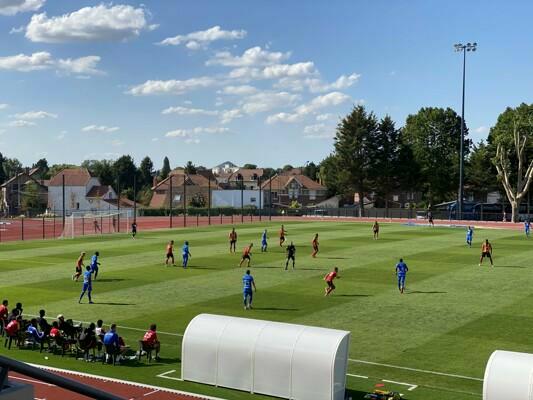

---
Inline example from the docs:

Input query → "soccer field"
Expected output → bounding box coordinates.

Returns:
[0,220,530,399]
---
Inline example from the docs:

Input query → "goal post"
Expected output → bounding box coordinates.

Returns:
[60,210,132,239]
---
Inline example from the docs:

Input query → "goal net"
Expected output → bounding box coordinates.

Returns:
[61,210,133,239]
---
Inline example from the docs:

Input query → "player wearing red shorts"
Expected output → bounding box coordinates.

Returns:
[72,251,85,281]
[324,267,340,296]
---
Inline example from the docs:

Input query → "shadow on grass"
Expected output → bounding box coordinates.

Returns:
[338,294,372,297]
[252,307,299,311]
[190,266,219,270]
[407,291,447,294]
[325,257,349,260]
[93,302,136,306]
[494,265,526,268]
[121,357,181,368]
[95,278,128,282]
[345,388,375,399]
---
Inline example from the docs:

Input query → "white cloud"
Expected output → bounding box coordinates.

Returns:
[0,51,103,75]
[0,129,5,135]
[8,119,36,127]
[221,85,258,96]
[165,126,228,138]
[9,25,25,34]
[240,91,300,114]
[220,109,242,124]
[229,62,316,81]
[158,25,246,49]
[303,123,335,139]
[56,130,66,140]
[275,73,360,93]
[13,110,57,119]
[110,139,124,146]
[25,4,150,43]
[207,46,289,67]
[0,103,8,110]
[185,138,201,144]
[475,126,489,134]
[266,91,351,124]
[161,106,218,116]
[0,0,44,16]
[82,125,119,133]
[128,77,216,95]
[151,137,159,142]
[316,113,333,121]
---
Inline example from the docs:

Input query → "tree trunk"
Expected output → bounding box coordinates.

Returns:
[511,200,518,222]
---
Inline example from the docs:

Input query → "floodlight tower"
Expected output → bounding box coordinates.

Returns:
[454,42,477,220]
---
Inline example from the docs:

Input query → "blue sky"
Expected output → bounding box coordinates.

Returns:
[1,0,532,169]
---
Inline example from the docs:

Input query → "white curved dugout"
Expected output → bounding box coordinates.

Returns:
[483,350,533,400]
[181,314,351,400]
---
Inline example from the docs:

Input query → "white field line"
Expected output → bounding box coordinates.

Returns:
[156,369,183,382]
[346,373,368,379]
[28,363,224,400]
[11,376,55,387]
[349,359,483,382]
[382,379,418,391]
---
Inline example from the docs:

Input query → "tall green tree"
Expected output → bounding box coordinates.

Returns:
[402,107,469,204]
[242,163,257,169]
[48,164,77,178]
[465,141,497,200]
[371,116,400,207]
[2,158,22,179]
[318,154,341,197]
[0,152,6,184]
[160,157,171,179]
[138,156,154,188]
[112,155,137,193]
[32,158,50,179]
[81,160,114,186]
[184,161,197,174]
[333,105,379,216]
[489,103,533,221]
[302,162,318,181]
[21,181,46,214]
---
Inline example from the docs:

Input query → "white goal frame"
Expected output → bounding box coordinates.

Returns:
[61,210,132,239]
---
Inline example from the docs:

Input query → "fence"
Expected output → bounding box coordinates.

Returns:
[0,207,524,244]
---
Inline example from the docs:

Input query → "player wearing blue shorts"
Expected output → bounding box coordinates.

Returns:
[242,270,256,310]
[261,230,268,252]
[182,241,191,268]
[78,266,94,304]
[466,226,473,247]
[90,251,100,280]
[525,220,530,238]
[395,258,408,294]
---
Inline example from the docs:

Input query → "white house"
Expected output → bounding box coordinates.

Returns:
[47,168,122,214]
[211,161,239,176]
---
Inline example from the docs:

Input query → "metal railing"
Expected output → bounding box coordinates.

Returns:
[0,355,123,400]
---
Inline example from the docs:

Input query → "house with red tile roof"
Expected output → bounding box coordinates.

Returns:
[220,168,264,190]
[261,170,328,207]
[150,169,221,208]
[0,168,48,216]
[47,168,127,214]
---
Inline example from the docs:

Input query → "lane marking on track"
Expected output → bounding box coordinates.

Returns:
[157,369,183,382]
[11,376,55,387]
[27,363,223,400]
[144,389,160,396]
[349,359,483,382]
[382,379,418,391]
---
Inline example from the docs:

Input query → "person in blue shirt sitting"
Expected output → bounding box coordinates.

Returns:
[26,318,44,344]
[182,241,191,269]
[103,323,121,363]
[395,258,409,294]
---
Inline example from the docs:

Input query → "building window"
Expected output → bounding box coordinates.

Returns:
[251,197,256,203]
[272,192,278,199]
[76,202,80,210]
[309,190,316,200]
[393,195,399,202]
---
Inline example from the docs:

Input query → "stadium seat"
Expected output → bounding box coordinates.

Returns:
[137,340,153,363]
[102,344,118,365]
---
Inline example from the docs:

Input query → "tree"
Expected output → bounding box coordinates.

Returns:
[465,141,497,200]
[2,158,22,179]
[242,163,257,169]
[138,156,154,188]
[333,105,379,216]
[490,103,533,221]
[282,164,294,171]
[112,155,137,194]
[318,154,341,197]
[81,160,114,186]
[32,158,49,179]
[0,152,6,185]
[402,107,469,205]
[21,181,46,214]
[48,164,77,178]
[184,161,197,174]
[160,157,171,179]
[302,162,318,181]
[371,116,400,207]
[262,168,276,179]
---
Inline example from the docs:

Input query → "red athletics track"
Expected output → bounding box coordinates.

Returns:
[0,215,523,243]
[10,367,222,400]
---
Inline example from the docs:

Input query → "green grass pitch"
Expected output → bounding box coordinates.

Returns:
[0,220,530,399]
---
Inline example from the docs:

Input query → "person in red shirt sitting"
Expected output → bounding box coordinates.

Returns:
[142,323,161,360]
[0,299,8,334]
[5,315,22,347]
